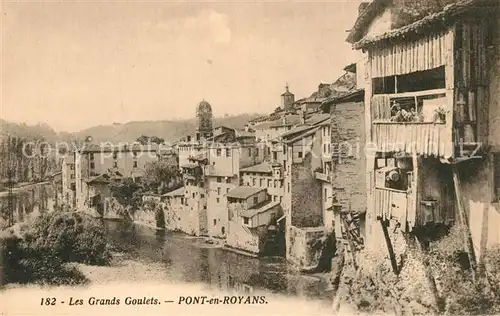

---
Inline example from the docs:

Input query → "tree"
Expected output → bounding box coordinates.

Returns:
[109,178,142,210]
[143,160,181,194]
[136,135,165,145]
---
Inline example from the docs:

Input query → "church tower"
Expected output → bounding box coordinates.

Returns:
[196,100,213,141]
[281,83,295,110]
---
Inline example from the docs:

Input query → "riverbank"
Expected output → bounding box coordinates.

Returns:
[0,181,51,197]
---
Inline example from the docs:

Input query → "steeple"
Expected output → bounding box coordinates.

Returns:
[281,82,295,110]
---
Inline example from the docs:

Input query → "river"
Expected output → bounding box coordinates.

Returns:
[102,220,334,305]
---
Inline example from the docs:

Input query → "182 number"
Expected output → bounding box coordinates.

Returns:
[40,298,56,306]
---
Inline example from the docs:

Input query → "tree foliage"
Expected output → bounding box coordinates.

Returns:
[143,160,181,194]
[109,178,143,210]
[136,135,165,145]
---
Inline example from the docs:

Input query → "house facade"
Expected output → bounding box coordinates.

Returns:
[348,0,500,268]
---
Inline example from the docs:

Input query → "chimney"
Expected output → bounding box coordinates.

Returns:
[358,2,370,15]
[301,110,306,125]
[244,124,249,132]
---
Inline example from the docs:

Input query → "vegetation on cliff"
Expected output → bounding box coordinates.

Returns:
[334,225,500,315]
[1,211,110,286]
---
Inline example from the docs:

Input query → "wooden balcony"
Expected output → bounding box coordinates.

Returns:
[372,122,453,158]
[315,171,331,182]
[374,187,413,225]
[370,89,454,158]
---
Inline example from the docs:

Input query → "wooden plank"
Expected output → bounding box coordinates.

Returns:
[380,218,399,274]
[452,165,477,280]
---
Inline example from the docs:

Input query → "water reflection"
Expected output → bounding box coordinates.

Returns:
[103,220,333,302]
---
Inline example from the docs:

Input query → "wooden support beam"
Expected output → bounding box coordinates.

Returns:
[342,216,358,270]
[380,218,399,274]
[452,165,477,280]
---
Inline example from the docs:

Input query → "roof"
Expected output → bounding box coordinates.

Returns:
[351,0,497,49]
[240,162,273,174]
[236,130,255,138]
[346,0,389,44]
[181,163,199,169]
[270,115,302,128]
[80,142,159,153]
[240,201,280,218]
[284,126,321,144]
[280,124,316,139]
[305,113,330,126]
[86,174,110,184]
[226,186,266,199]
[162,186,185,197]
[321,88,365,110]
[343,63,357,73]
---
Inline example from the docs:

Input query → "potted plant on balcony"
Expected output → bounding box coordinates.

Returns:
[434,107,448,123]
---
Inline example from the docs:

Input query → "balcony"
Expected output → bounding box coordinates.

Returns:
[374,187,412,225]
[315,171,331,183]
[370,89,454,158]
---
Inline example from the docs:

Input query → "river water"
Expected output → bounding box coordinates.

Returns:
[102,220,334,305]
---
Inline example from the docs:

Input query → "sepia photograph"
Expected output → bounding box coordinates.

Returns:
[0,0,499,315]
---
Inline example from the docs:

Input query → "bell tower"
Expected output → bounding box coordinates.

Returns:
[281,83,295,110]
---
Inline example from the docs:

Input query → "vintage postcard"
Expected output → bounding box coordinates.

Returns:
[1,0,499,315]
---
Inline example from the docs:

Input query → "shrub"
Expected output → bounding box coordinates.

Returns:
[1,233,87,286]
[155,207,165,229]
[23,211,111,265]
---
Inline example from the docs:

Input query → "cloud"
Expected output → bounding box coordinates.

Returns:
[184,9,232,44]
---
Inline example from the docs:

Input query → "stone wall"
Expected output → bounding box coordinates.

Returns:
[290,152,323,227]
[287,226,326,270]
[331,101,366,215]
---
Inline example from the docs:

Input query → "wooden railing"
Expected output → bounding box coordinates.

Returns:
[374,187,412,224]
[372,122,453,158]
[315,171,331,182]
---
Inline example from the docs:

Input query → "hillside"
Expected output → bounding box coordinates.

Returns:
[0,113,264,144]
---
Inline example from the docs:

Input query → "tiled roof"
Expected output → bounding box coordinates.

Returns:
[283,126,321,144]
[239,201,280,218]
[80,142,159,153]
[226,186,266,199]
[346,0,389,44]
[162,186,185,197]
[270,115,302,128]
[280,125,316,139]
[85,174,110,184]
[240,162,273,174]
[236,130,255,138]
[352,0,495,49]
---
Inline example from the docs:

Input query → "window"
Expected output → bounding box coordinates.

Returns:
[226,149,231,157]
[217,177,222,183]
[221,226,225,234]
[273,152,277,160]
[252,178,256,186]
[70,165,74,170]
[113,161,118,168]
[216,198,220,203]
[280,196,283,203]
[226,178,231,183]
[226,188,230,193]
[217,148,222,157]
[181,197,184,204]
[248,148,252,156]
[192,193,195,199]
[90,162,95,169]
[113,152,118,159]
[201,194,205,198]
[267,148,271,155]
[213,219,217,226]
[204,205,207,210]
[260,178,264,187]
[287,182,290,193]
[217,187,221,195]
[282,146,286,155]
[89,153,94,160]
[133,161,138,168]
[133,151,137,157]
[494,153,500,202]
[253,196,258,205]
[273,195,277,202]
[70,174,75,179]
[243,217,249,225]
[298,151,303,158]
[268,179,272,187]
[324,188,328,201]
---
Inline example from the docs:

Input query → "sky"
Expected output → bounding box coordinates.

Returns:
[1,0,363,133]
